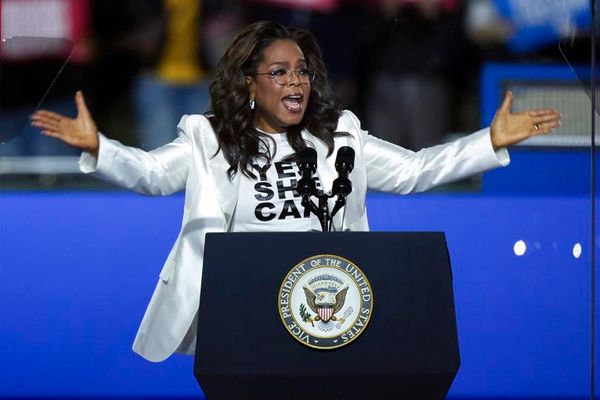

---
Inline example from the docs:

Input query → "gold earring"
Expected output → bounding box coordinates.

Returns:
[249,98,255,110]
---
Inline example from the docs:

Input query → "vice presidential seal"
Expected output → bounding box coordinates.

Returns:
[277,254,373,349]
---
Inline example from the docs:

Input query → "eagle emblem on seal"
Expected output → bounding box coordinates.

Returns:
[301,274,351,332]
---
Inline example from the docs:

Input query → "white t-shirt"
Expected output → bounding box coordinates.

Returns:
[231,132,323,232]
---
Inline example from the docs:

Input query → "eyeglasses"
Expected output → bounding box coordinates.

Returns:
[252,67,316,85]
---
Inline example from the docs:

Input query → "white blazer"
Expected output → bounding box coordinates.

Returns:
[80,110,509,362]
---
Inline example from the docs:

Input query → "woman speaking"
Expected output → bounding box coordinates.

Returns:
[31,21,561,362]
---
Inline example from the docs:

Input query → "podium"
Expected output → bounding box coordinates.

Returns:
[194,232,460,399]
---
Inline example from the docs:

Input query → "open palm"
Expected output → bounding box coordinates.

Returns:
[31,91,99,157]
[490,91,561,150]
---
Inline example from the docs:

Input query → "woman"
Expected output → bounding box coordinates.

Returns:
[31,21,561,362]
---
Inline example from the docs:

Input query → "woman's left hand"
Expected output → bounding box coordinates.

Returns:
[490,91,561,150]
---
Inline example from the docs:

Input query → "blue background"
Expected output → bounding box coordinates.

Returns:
[0,188,591,398]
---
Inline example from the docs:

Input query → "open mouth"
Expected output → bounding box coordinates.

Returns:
[281,93,304,113]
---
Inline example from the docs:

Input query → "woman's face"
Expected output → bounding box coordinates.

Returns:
[248,39,311,133]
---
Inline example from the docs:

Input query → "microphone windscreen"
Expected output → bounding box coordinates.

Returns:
[298,147,317,165]
[335,146,355,171]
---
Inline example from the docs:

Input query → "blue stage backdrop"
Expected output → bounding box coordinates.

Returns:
[0,190,591,398]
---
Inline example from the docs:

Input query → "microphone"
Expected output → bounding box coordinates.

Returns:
[332,146,355,197]
[330,147,355,225]
[296,147,325,230]
[296,147,317,197]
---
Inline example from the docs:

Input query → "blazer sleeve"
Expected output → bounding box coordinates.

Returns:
[344,111,510,194]
[78,115,194,196]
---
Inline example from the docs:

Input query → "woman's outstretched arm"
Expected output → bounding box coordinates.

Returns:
[31,91,191,196]
[360,91,561,194]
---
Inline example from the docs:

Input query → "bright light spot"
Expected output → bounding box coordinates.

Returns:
[573,243,582,259]
[514,240,527,256]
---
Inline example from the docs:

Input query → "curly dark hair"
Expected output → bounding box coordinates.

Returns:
[209,21,343,179]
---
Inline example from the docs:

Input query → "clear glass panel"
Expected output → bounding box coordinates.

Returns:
[559,14,598,398]
[0,37,73,144]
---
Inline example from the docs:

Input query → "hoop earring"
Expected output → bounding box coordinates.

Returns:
[249,98,255,110]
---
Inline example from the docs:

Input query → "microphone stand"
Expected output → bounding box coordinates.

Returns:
[300,190,334,232]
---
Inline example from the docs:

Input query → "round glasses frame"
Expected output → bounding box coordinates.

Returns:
[252,68,316,85]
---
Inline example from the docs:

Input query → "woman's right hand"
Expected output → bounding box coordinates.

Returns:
[31,91,100,158]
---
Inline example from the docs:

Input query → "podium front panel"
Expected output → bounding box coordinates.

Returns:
[194,232,459,399]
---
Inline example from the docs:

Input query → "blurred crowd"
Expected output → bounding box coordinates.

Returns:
[0,0,590,156]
